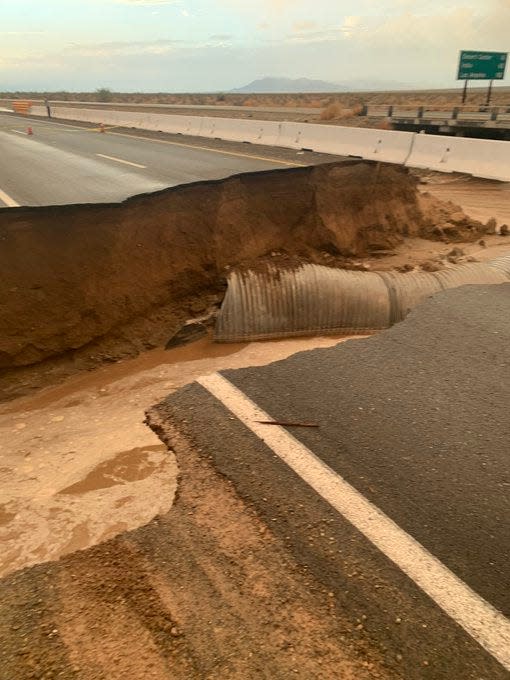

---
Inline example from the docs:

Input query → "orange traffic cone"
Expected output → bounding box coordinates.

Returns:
[27,126,33,136]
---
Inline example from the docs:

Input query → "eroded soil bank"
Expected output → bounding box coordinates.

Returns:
[0,161,492,391]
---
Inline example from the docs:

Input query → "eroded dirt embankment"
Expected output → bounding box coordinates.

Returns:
[0,161,488,380]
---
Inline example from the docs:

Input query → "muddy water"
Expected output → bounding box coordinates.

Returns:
[0,334,361,577]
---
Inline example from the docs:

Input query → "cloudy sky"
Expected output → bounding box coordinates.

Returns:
[0,0,508,91]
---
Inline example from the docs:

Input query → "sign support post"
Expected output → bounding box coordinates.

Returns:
[486,79,493,106]
[461,79,468,104]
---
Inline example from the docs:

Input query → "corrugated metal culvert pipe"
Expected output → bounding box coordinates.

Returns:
[214,254,510,342]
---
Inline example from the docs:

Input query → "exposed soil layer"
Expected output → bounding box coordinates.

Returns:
[0,161,490,383]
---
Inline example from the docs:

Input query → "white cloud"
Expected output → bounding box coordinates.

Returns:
[219,0,300,14]
[112,0,178,5]
[287,17,364,45]
[356,3,509,53]
[0,31,45,36]
[292,21,318,31]
[61,39,182,57]
[339,16,364,39]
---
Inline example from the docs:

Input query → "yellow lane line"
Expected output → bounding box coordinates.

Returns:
[88,125,120,132]
[104,130,306,167]
[0,187,19,207]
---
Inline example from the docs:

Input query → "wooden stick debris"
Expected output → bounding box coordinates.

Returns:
[256,420,319,428]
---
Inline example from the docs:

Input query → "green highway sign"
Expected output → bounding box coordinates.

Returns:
[457,50,507,80]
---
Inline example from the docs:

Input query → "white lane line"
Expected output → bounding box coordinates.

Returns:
[95,153,146,169]
[11,129,26,135]
[197,372,510,672]
[0,187,19,208]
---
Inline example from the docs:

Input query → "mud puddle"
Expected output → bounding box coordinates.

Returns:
[0,334,361,577]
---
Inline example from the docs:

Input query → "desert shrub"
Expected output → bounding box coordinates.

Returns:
[95,87,113,102]
[319,102,343,120]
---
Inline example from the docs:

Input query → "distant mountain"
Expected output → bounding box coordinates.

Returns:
[230,77,346,93]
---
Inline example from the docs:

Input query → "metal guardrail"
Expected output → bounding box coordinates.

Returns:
[366,104,510,127]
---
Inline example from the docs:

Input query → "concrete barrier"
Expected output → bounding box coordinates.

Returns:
[30,106,47,117]
[30,106,205,136]
[19,105,510,182]
[50,106,105,124]
[273,122,303,149]
[198,117,281,145]
[404,135,455,173]
[126,113,190,134]
[405,134,510,182]
[143,113,205,135]
[447,137,510,181]
[27,106,49,118]
[297,124,416,165]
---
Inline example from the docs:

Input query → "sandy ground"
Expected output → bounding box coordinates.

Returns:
[364,233,510,272]
[0,335,358,579]
[421,176,510,227]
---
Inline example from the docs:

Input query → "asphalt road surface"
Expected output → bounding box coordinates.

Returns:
[0,112,337,207]
[151,284,510,679]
